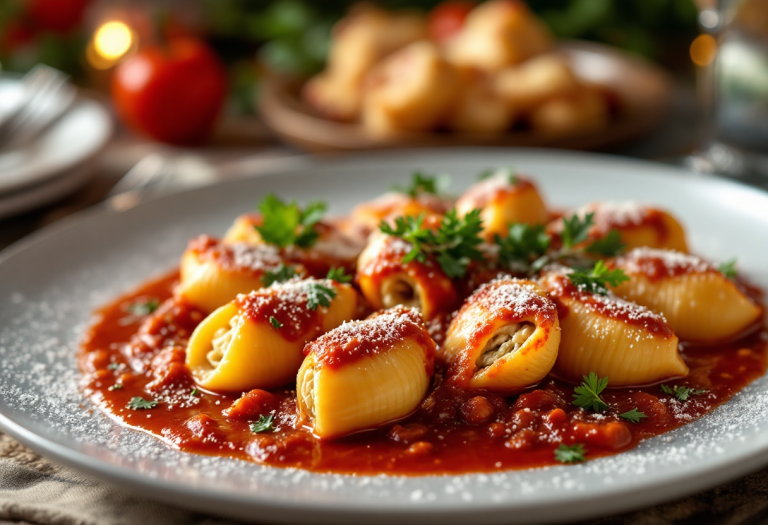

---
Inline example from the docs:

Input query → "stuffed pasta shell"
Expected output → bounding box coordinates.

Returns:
[177,235,300,313]
[539,268,688,386]
[548,202,688,253]
[186,279,358,392]
[357,221,458,320]
[223,214,363,278]
[349,192,451,235]
[297,307,435,439]
[609,248,762,342]
[455,170,549,238]
[442,279,560,392]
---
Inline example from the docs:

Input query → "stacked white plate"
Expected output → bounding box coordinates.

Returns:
[0,75,113,220]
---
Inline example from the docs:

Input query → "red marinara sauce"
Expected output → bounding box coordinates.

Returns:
[79,272,768,475]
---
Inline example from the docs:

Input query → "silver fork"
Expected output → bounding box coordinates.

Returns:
[0,65,75,150]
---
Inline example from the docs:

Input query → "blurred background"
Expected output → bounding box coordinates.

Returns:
[0,0,766,241]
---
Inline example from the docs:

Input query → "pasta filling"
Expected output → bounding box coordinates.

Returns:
[381,277,421,309]
[300,364,317,419]
[476,322,535,369]
[206,316,239,368]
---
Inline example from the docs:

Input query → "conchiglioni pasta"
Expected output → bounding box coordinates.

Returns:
[548,202,689,253]
[348,191,451,235]
[539,268,688,386]
[455,171,549,238]
[185,279,358,392]
[177,235,298,313]
[442,279,560,391]
[610,248,762,342]
[297,307,435,439]
[357,222,458,320]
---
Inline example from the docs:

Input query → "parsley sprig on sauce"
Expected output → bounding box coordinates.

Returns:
[326,267,352,284]
[261,264,299,287]
[127,397,158,410]
[572,372,610,412]
[661,384,707,402]
[250,414,274,433]
[554,444,586,464]
[254,194,326,249]
[125,298,160,317]
[306,282,336,310]
[379,209,484,279]
[619,408,648,424]
[567,260,630,296]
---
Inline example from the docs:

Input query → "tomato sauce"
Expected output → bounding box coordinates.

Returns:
[79,272,768,475]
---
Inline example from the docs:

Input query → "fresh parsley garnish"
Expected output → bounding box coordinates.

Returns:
[619,408,647,424]
[379,209,484,278]
[392,171,446,197]
[718,259,737,279]
[494,223,551,273]
[554,444,586,464]
[108,384,122,391]
[478,167,518,185]
[573,372,609,412]
[306,282,336,310]
[261,264,298,287]
[125,298,160,316]
[568,260,629,295]
[269,316,283,329]
[661,385,707,402]
[107,363,120,371]
[585,230,626,257]
[127,397,158,410]
[326,267,352,284]
[250,414,274,433]
[190,388,199,396]
[561,212,594,249]
[254,194,327,249]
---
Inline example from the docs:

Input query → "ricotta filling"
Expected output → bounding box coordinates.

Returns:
[382,277,420,309]
[206,316,238,368]
[301,365,316,419]
[476,322,535,368]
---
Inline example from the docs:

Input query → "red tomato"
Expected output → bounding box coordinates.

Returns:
[428,1,475,43]
[27,0,91,34]
[112,37,227,145]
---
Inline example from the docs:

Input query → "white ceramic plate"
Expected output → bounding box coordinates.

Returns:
[0,77,112,196]
[1,150,767,525]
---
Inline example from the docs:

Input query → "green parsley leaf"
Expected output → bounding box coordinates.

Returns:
[661,384,707,402]
[586,230,626,257]
[306,282,337,310]
[379,209,484,279]
[125,298,160,316]
[261,264,298,287]
[478,167,518,185]
[326,267,352,284]
[495,223,551,272]
[269,316,283,329]
[554,444,586,464]
[190,388,199,396]
[392,171,446,197]
[573,372,610,412]
[250,414,274,433]
[127,397,158,410]
[108,384,122,391]
[568,260,630,295]
[718,259,737,279]
[561,212,595,249]
[107,363,120,371]
[619,407,647,424]
[254,194,327,249]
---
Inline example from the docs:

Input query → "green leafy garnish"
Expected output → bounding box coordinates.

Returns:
[661,385,707,402]
[261,264,298,287]
[190,388,199,396]
[568,260,629,295]
[107,363,120,371]
[494,223,551,273]
[379,209,484,279]
[586,230,626,257]
[125,298,160,316]
[554,444,586,464]
[561,212,595,249]
[254,194,326,249]
[326,267,352,284]
[478,167,518,185]
[127,397,158,410]
[269,316,283,329]
[250,414,275,433]
[306,282,337,310]
[108,384,122,391]
[392,171,446,197]
[573,372,609,412]
[619,408,647,424]
[718,259,737,279]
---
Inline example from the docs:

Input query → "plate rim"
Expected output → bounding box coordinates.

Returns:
[1,148,768,524]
